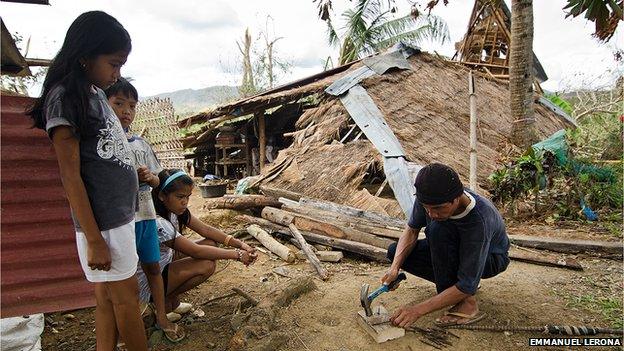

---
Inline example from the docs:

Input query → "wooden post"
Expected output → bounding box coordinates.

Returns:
[468,70,478,192]
[288,223,329,280]
[257,112,266,172]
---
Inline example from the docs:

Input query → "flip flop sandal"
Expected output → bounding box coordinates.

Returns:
[434,311,487,327]
[157,323,187,343]
[173,302,193,314]
[115,341,128,351]
[166,312,182,322]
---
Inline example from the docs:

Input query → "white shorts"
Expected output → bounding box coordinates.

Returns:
[75,220,139,283]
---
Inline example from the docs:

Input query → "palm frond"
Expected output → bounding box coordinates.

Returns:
[371,13,449,48]
[373,27,430,51]
[326,19,340,47]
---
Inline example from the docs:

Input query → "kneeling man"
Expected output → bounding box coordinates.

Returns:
[384,163,510,328]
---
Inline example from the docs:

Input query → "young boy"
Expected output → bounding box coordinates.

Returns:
[105,78,185,342]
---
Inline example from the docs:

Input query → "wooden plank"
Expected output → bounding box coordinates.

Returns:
[262,207,395,249]
[288,223,329,280]
[299,197,405,228]
[509,247,583,271]
[509,235,623,256]
[279,201,402,239]
[357,305,405,343]
[236,215,389,262]
[247,225,295,263]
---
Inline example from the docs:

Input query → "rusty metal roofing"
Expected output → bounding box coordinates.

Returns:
[1,94,94,318]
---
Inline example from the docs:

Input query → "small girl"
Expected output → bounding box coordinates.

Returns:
[136,169,257,320]
[28,11,147,351]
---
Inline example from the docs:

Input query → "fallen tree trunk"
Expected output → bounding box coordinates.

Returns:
[261,207,394,249]
[279,200,403,239]
[509,235,623,257]
[509,247,583,271]
[236,215,389,262]
[203,194,282,210]
[288,223,328,280]
[246,225,295,263]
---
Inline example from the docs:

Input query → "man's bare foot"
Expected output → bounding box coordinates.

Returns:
[436,296,479,324]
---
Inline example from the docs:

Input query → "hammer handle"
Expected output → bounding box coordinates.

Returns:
[387,272,407,290]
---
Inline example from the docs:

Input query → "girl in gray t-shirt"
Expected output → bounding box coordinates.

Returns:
[27,11,147,351]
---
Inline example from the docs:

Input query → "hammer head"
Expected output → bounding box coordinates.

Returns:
[360,283,373,316]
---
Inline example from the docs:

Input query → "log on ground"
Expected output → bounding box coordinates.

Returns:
[236,215,389,262]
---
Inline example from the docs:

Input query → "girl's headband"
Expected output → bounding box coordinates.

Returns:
[162,171,188,191]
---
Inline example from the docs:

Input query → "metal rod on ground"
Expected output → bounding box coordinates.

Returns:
[446,324,624,336]
[468,70,478,192]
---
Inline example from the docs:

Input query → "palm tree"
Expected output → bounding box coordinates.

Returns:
[509,0,538,148]
[326,0,450,65]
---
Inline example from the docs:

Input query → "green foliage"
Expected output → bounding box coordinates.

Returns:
[326,0,449,65]
[566,294,623,329]
[488,131,622,221]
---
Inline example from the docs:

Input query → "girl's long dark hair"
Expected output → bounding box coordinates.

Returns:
[153,169,194,232]
[28,11,131,130]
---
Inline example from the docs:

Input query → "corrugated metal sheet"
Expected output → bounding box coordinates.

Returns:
[1,95,94,318]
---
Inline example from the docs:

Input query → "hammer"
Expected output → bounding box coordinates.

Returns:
[360,272,407,316]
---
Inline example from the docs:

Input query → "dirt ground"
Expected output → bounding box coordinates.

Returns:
[42,191,623,350]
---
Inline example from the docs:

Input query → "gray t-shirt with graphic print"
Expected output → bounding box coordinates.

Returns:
[127,136,163,221]
[45,84,139,231]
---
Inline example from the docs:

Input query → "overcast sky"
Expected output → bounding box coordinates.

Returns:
[1,0,621,97]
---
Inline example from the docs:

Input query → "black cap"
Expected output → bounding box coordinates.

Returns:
[414,163,464,205]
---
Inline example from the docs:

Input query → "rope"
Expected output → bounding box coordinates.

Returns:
[446,324,624,336]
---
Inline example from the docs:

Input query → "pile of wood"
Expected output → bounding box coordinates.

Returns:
[204,192,623,275]
[236,196,406,266]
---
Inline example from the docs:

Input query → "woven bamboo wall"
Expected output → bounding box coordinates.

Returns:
[135,98,186,170]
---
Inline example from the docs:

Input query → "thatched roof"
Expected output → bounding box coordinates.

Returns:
[257,52,570,218]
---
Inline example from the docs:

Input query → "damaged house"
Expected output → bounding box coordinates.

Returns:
[180,44,573,219]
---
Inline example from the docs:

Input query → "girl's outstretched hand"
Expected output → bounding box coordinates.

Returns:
[87,238,112,271]
[238,249,257,266]
[240,243,258,265]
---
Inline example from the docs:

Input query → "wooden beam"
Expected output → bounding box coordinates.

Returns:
[203,195,282,211]
[298,197,405,228]
[509,247,583,271]
[279,201,402,239]
[509,235,623,256]
[236,215,389,262]
[261,207,395,249]
[257,112,266,172]
[288,223,329,280]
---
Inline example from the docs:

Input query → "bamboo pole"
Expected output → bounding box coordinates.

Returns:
[468,71,478,192]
